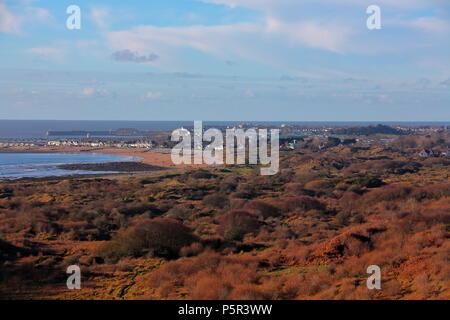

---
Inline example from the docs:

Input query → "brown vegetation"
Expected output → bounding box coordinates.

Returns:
[0,134,449,299]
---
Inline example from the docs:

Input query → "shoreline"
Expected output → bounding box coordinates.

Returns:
[0,146,196,168]
[0,146,206,181]
[57,161,165,172]
[0,147,179,168]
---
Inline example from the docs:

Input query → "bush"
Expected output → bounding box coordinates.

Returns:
[231,183,257,199]
[281,196,326,213]
[354,176,384,188]
[99,218,197,261]
[118,202,156,216]
[304,179,336,192]
[190,170,217,179]
[243,200,280,219]
[166,204,193,220]
[0,238,28,263]
[361,184,413,205]
[412,183,450,201]
[218,210,259,241]
[336,211,351,226]
[203,194,229,209]
[180,242,204,257]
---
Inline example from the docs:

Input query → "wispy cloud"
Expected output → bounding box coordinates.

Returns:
[80,87,111,98]
[26,7,52,23]
[0,3,21,34]
[106,18,352,74]
[201,0,448,10]
[265,17,352,52]
[111,49,159,63]
[90,7,111,29]
[409,17,450,34]
[0,3,53,35]
[440,78,450,87]
[141,91,163,101]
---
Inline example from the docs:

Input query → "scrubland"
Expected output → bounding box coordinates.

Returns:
[0,134,449,299]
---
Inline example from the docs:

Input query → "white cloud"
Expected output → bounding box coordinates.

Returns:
[0,3,21,34]
[440,78,450,87]
[331,92,394,104]
[265,17,352,52]
[202,0,447,10]
[6,87,39,97]
[97,0,450,78]
[141,91,163,101]
[386,16,450,36]
[0,3,53,35]
[26,47,65,63]
[90,7,111,29]
[409,17,450,34]
[244,89,255,98]
[80,87,110,98]
[106,17,352,72]
[26,7,52,22]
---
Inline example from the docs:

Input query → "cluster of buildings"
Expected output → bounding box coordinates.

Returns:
[0,142,36,147]
[46,139,153,149]
[0,124,447,154]
[419,149,450,158]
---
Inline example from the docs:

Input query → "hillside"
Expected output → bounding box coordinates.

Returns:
[0,135,449,300]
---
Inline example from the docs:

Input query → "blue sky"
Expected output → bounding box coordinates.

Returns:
[0,0,449,120]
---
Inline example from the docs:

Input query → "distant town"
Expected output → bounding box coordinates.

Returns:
[0,124,449,157]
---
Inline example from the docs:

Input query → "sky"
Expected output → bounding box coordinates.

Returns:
[0,0,449,121]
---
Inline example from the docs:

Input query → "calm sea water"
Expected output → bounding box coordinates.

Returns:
[0,120,448,138]
[0,153,139,179]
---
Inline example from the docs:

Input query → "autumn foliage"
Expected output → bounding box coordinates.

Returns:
[1,134,450,300]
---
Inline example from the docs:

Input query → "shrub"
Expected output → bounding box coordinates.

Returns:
[143,251,261,299]
[284,183,305,195]
[304,179,335,192]
[355,176,384,188]
[353,214,365,224]
[338,191,360,213]
[0,188,13,199]
[412,183,450,201]
[203,194,229,209]
[99,218,197,261]
[166,205,193,220]
[231,183,257,199]
[218,210,259,241]
[190,170,217,180]
[361,184,414,205]
[0,238,28,263]
[243,200,280,219]
[180,242,204,257]
[118,202,155,216]
[281,196,326,213]
[336,211,351,226]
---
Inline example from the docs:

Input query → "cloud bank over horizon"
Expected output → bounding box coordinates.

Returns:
[0,0,449,120]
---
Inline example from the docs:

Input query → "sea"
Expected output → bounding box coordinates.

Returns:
[0,153,139,179]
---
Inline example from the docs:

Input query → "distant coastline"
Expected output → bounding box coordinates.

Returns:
[0,120,449,138]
